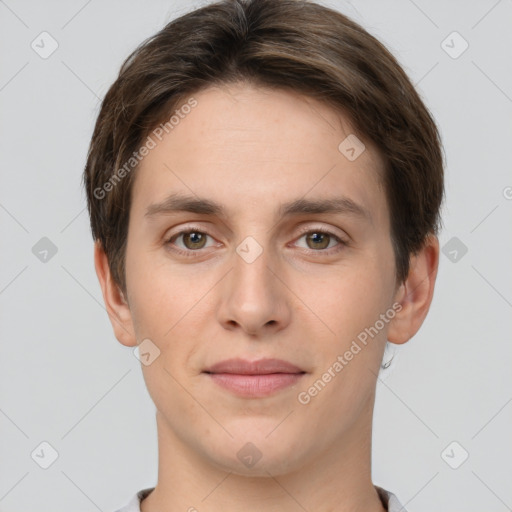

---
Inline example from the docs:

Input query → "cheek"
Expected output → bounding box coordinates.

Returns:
[294,264,391,422]
[302,261,392,345]
[126,248,190,336]
[127,253,211,377]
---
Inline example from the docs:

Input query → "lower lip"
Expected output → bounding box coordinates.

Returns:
[206,372,305,397]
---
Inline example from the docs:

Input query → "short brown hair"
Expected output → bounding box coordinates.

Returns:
[83,0,444,297]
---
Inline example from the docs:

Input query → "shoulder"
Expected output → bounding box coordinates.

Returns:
[375,485,407,512]
[113,487,155,512]
[114,486,404,512]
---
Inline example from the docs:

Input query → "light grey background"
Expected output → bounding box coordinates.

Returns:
[1,0,511,511]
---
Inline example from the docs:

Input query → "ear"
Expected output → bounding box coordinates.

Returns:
[93,240,137,347]
[387,233,440,345]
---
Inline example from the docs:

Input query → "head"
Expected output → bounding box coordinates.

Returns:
[84,0,443,476]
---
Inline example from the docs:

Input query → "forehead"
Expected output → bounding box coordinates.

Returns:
[130,83,387,225]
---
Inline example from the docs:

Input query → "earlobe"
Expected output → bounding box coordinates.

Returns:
[93,240,138,347]
[387,234,440,345]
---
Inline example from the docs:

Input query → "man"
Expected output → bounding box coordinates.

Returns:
[84,1,444,510]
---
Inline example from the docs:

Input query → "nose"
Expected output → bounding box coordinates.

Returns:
[216,240,291,338]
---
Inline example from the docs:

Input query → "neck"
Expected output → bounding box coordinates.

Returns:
[141,397,386,512]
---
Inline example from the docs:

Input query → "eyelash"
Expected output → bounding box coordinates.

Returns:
[165,225,348,258]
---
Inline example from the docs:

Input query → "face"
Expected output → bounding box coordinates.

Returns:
[119,83,403,475]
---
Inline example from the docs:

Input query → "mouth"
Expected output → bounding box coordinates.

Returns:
[203,358,306,397]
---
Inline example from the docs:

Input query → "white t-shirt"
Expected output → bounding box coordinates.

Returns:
[114,485,407,511]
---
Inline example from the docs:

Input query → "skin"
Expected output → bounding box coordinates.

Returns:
[95,82,439,512]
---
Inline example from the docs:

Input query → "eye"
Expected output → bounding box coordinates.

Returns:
[294,229,346,252]
[166,229,216,253]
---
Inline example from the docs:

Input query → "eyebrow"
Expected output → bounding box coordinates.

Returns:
[144,192,372,223]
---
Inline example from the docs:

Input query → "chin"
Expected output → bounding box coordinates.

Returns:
[212,450,302,478]
[202,429,308,477]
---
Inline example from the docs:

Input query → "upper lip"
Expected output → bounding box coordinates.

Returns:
[204,358,305,375]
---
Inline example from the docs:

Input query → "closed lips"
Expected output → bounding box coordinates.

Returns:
[203,358,305,375]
